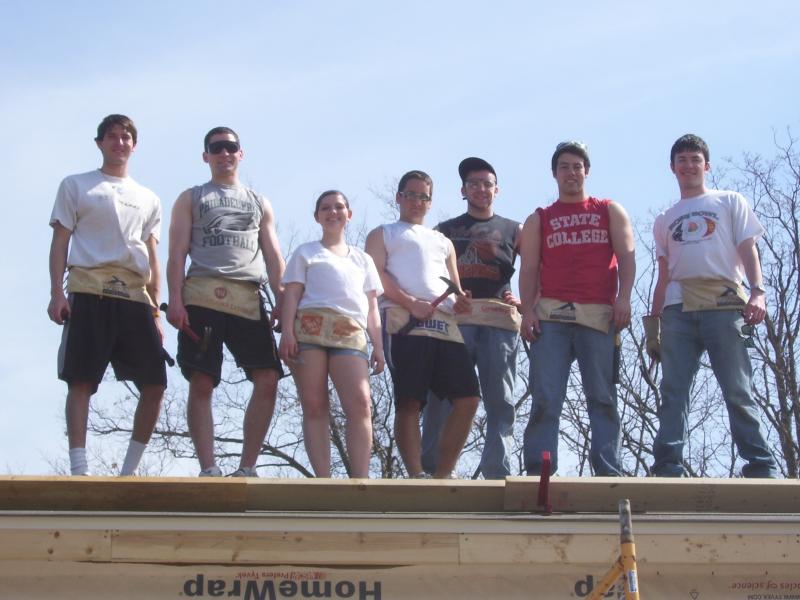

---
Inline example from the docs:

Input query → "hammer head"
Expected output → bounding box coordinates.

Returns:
[429,276,463,309]
[438,276,462,296]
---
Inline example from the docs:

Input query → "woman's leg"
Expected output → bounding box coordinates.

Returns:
[329,353,373,478]
[291,348,332,477]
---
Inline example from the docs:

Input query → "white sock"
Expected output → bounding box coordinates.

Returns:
[69,447,89,476]
[120,440,147,476]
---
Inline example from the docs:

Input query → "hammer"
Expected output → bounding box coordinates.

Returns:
[398,276,463,336]
[160,303,212,360]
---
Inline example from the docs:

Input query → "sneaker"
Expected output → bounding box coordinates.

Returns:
[227,466,259,478]
[199,465,223,477]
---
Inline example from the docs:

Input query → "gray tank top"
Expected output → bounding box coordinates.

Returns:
[186,182,266,283]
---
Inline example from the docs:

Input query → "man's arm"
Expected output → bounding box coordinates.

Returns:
[258,198,286,319]
[165,190,193,330]
[145,233,164,340]
[48,223,72,325]
[145,235,161,306]
[738,236,767,325]
[444,239,471,314]
[518,212,542,341]
[608,201,636,331]
[365,226,434,320]
[650,256,670,316]
[502,222,525,308]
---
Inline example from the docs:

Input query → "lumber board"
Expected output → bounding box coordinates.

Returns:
[245,478,504,512]
[0,529,111,561]
[1,476,799,515]
[0,476,247,513]
[503,476,800,513]
[110,530,460,565]
[459,532,800,565]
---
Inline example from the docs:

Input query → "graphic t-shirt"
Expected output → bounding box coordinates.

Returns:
[653,190,763,306]
[436,213,519,299]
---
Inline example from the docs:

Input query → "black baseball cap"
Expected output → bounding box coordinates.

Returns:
[458,157,496,183]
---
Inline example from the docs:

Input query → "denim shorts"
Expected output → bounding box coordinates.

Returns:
[298,342,368,362]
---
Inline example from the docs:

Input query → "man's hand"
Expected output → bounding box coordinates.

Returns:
[166,301,190,331]
[153,313,165,344]
[520,306,540,343]
[48,291,70,325]
[502,289,522,308]
[453,289,472,314]
[409,299,435,321]
[613,295,632,331]
[268,290,284,332]
[744,290,766,325]
[642,315,661,362]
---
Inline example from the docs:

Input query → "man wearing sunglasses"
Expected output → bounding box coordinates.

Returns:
[519,141,635,476]
[647,134,777,478]
[420,157,522,479]
[366,170,479,478]
[166,127,285,477]
[48,114,166,476]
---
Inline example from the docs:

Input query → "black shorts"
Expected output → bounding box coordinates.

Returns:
[385,333,480,407]
[178,305,284,387]
[57,293,167,393]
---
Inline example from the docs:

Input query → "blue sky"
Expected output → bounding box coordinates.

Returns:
[1,1,798,474]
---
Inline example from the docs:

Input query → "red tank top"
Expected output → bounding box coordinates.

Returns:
[537,197,618,305]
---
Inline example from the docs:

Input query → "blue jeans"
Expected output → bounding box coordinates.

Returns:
[421,325,518,479]
[523,321,621,476]
[652,305,777,478]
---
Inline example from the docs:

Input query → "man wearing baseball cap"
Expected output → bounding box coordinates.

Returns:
[519,141,635,476]
[421,157,522,479]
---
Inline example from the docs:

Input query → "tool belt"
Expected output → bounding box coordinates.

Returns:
[294,308,368,354]
[680,278,747,312]
[183,276,261,320]
[456,298,522,332]
[383,306,464,343]
[535,297,613,334]
[68,266,153,306]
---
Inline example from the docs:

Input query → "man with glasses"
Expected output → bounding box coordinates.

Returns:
[366,170,479,478]
[48,114,166,476]
[647,134,777,478]
[420,157,522,479]
[519,141,635,476]
[166,126,285,477]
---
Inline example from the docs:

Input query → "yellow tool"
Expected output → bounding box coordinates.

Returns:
[588,498,640,599]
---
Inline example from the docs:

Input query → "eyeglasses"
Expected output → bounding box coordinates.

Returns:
[207,140,240,154]
[399,191,432,203]
[465,178,497,191]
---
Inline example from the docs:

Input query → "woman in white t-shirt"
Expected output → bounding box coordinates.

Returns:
[280,191,384,478]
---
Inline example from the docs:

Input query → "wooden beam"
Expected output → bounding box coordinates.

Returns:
[0,476,247,513]
[111,530,461,565]
[503,476,800,513]
[245,478,504,512]
[1,476,799,515]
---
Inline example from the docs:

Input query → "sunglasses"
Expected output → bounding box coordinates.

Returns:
[207,140,240,154]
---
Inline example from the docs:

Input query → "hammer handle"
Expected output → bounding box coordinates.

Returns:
[160,302,202,343]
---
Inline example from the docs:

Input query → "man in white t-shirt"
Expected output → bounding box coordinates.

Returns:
[48,114,166,476]
[365,170,480,478]
[648,134,778,478]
